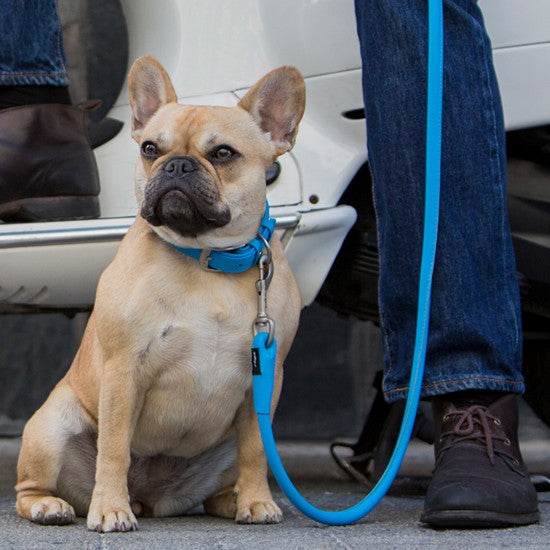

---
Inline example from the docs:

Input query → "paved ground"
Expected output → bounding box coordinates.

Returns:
[1,409,549,550]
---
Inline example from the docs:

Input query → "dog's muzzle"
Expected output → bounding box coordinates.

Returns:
[141,155,231,237]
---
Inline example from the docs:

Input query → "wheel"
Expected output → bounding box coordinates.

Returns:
[522,340,550,428]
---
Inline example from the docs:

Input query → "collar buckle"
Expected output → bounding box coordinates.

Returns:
[198,249,217,272]
[168,200,275,274]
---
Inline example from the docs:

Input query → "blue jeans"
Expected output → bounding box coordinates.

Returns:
[0,0,68,86]
[355,0,524,402]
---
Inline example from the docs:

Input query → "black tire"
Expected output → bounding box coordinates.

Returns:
[522,340,550,428]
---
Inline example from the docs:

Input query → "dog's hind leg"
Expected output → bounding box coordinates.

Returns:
[204,485,238,519]
[203,464,238,519]
[15,382,91,525]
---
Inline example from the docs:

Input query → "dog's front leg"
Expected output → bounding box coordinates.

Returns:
[233,357,284,524]
[87,357,142,533]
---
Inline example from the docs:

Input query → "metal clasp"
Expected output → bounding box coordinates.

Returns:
[199,248,217,271]
[253,234,276,347]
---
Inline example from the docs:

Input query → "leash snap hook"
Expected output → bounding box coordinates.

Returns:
[253,316,276,348]
[257,233,274,288]
[253,233,276,347]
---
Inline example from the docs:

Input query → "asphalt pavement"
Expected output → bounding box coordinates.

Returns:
[1,405,549,550]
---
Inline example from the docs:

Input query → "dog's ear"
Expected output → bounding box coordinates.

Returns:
[128,56,178,141]
[239,66,306,156]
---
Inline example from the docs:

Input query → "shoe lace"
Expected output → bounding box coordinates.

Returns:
[438,405,516,467]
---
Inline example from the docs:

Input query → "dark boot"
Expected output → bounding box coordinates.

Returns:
[0,102,100,222]
[420,394,539,528]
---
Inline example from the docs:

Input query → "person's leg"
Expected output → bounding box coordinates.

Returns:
[0,0,70,107]
[0,0,69,85]
[354,0,538,527]
[356,0,522,400]
[0,0,100,222]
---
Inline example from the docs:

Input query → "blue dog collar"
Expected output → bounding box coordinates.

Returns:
[169,200,276,273]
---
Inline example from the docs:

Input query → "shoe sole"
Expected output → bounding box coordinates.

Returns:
[0,196,100,222]
[420,509,540,528]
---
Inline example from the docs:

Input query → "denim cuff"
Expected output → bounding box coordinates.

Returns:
[384,376,525,403]
[0,0,69,88]
[0,73,69,87]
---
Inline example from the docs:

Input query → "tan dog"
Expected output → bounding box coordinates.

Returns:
[15,56,305,532]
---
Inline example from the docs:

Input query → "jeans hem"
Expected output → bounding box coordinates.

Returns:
[0,73,69,87]
[384,376,525,403]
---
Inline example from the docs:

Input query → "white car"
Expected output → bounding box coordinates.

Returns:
[1,0,550,397]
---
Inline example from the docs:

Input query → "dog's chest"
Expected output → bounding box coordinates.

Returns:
[131,282,255,455]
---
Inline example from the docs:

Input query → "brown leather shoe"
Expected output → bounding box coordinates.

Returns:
[420,394,539,528]
[0,102,100,222]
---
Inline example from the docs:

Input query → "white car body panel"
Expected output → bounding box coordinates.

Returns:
[1,0,549,310]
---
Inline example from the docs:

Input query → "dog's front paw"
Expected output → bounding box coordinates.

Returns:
[236,499,282,524]
[87,499,138,532]
[20,496,76,525]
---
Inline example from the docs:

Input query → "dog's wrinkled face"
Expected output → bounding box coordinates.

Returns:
[128,56,306,250]
[134,103,275,248]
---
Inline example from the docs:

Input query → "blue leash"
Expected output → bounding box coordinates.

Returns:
[251,0,443,525]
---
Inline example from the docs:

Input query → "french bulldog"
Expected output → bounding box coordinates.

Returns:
[15,55,305,532]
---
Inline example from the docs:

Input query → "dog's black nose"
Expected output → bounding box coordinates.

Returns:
[164,156,198,177]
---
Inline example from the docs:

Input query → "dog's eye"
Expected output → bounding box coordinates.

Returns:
[141,141,159,158]
[211,145,237,163]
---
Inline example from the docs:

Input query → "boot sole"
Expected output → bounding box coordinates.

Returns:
[420,509,540,528]
[0,196,100,222]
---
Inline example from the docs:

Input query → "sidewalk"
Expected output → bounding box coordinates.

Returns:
[1,418,549,550]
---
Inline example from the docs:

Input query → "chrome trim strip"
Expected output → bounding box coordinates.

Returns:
[0,214,300,249]
[0,223,132,249]
[273,214,300,229]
